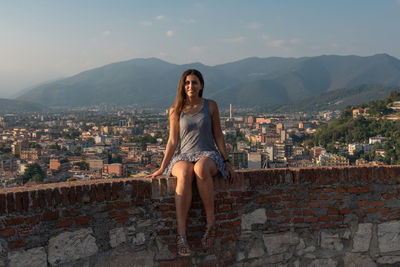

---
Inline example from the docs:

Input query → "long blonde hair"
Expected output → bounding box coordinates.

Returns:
[171,69,204,119]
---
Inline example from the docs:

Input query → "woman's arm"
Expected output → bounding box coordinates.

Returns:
[209,100,236,182]
[146,108,179,178]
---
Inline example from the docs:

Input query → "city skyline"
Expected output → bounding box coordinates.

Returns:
[1,0,400,97]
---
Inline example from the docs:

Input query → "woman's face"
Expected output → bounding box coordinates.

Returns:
[184,74,203,98]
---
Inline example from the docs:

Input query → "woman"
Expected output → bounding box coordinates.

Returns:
[146,69,236,256]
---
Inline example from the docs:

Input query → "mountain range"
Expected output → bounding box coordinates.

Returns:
[14,54,400,109]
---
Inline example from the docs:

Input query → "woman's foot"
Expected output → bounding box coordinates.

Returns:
[176,234,191,256]
[201,224,216,248]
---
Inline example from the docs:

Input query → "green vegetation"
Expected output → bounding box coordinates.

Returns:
[23,163,45,184]
[308,91,400,164]
[74,161,89,170]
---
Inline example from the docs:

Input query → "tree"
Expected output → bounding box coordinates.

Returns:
[23,163,44,184]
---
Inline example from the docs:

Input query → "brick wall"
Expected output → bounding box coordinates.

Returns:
[0,166,399,266]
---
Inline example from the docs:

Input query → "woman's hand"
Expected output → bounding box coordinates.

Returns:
[225,162,237,183]
[145,168,164,179]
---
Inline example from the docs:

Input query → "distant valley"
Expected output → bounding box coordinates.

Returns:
[9,54,400,111]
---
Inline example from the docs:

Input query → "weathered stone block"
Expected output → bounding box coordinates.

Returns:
[377,256,400,264]
[8,247,47,267]
[320,232,343,251]
[242,208,267,231]
[155,238,174,260]
[378,220,400,253]
[48,228,98,265]
[262,231,299,255]
[297,245,315,256]
[309,258,337,267]
[343,252,377,267]
[352,223,372,252]
[248,239,265,259]
[132,232,146,245]
[97,249,154,267]
[109,227,126,248]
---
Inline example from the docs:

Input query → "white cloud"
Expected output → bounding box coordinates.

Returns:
[166,30,174,37]
[219,36,246,43]
[246,22,261,30]
[156,15,165,20]
[190,46,206,53]
[290,38,301,45]
[141,21,152,26]
[103,30,111,37]
[182,19,196,24]
[261,34,270,40]
[267,40,285,47]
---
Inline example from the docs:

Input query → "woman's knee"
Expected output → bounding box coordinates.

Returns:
[172,162,195,183]
[194,158,216,180]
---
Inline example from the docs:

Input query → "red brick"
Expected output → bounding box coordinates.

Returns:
[158,229,169,235]
[108,210,128,218]
[319,216,330,222]
[53,188,61,205]
[359,186,371,193]
[61,187,69,206]
[286,202,295,208]
[223,198,235,204]
[4,217,24,226]
[358,201,369,207]
[96,184,105,202]
[45,189,53,208]
[303,209,314,216]
[216,192,228,198]
[76,216,91,225]
[8,239,26,249]
[293,210,301,216]
[347,187,359,193]
[281,210,291,217]
[7,193,15,213]
[382,194,395,199]
[218,205,230,212]
[296,202,307,208]
[293,217,304,223]
[18,226,35,236]
[281,195,293,201]
[68,187,76,205]
[328,209,339,215]
[365,208,378,214]
[116,216,129,223]
[162,212,175,218]
[321,202,331,208]
[56,219,74,228]
[15,192,23,212]
[30,190,38,210]
[158,259,189,267]
[232,219,241,226]
[279,226,291,232]
[340,208,351,214]
[0,228,15,237]
[0,194,5,214]
[307,195,318,200]
[371,201,385,207]
[331,216,344,222]
[156,205,175,211]
[308,202,320,208]
[334,201,343,207]
[319,195,329,200]
[115,201,130,209]
[334,194,346,200]
[310,224,321,230]
[25,215,40,225]
[305,217,318,223]
[43,211,59,221]
[62,209,79,217]
[268,210,279,218]
[380,208,391,214]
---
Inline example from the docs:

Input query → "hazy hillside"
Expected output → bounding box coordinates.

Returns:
[270,84,400,113]
[0,98,45,114]
[17,54,400,108]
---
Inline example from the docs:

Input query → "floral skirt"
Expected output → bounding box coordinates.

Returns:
[165,150,228,179]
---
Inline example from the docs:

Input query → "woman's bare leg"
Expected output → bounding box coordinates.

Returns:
[194,158,218,226]
[171,161,195,236]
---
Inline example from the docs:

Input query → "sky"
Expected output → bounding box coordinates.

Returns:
[1,0,400,98]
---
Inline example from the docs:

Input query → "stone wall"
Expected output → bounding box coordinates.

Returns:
[0,166,400,266]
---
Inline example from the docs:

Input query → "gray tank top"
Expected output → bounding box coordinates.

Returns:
[178,99,217,154]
